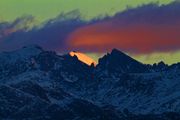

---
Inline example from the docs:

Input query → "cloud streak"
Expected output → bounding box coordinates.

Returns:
[0,2,180,55]
[0,10,88,52]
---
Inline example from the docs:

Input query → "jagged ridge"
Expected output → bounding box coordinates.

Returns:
[0,45,180,120]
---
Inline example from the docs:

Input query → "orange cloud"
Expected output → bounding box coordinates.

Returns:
[67,21,180,54]
[67,2,180,54]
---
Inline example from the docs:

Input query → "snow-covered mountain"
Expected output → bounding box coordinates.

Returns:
[0,45,180,120]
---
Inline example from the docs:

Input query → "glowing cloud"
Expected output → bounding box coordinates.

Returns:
[67,2,180,54]
[68,23,180,54]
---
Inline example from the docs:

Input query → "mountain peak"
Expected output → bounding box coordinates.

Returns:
[0,45,43,64]
[158,61,166,66]
[14,45,43,58]
[97,48,149,73]
[110,48,131,59]
[111,48,124,54]
[152,61,168,71]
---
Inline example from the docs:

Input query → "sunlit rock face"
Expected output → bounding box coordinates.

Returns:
[69,51,97,66]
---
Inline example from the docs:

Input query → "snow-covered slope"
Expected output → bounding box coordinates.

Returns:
[0,45,43,64]
[0,45,180,120]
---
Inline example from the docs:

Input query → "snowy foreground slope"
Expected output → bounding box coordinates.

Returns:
[0,45,180,120]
